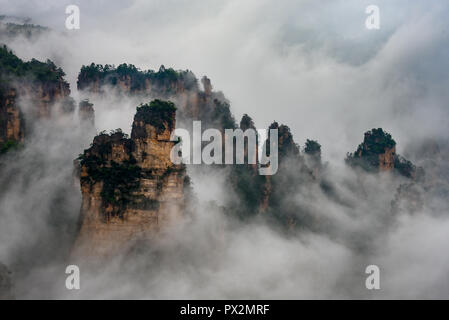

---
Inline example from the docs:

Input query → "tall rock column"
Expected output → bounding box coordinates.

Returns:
[73,100,188,258]
[346,128,422,179]
[0,87,24,147]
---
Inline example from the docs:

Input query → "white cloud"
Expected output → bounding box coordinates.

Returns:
[1,0,449,299]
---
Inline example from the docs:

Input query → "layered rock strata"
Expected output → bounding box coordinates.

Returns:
[73,100,189,257]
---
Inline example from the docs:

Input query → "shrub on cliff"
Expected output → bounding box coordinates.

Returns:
[135,99,177,133]
[394,155,423,179]
[355,128,396,157]
[77,62,195,92]
[79,130,141,217]
[0,140,19,155]
[346,128,396,170]
[0,45,65,84]
[346,128,422,179]
[304,139,321,157]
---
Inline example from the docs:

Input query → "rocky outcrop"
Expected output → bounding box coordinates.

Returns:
[273,122,300,159]
[201,76,212,96]
[78,99,95,127]
[77,63,235,131]
[240,114,258,172]
[73,100,189,257]
[256,122,318,220]
[77,64,196,96]
[378,145,395,171]
[20,79,74,118]
[350,128,397,171]
[0,45,74,150]
[346,128,422,179]
[304,139,322,179]
[0,87,24,146]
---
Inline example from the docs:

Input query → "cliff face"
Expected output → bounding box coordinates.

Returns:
[304,139,322,179]
[77,64,195,96]
[0,46,74,149]
[352,129,396,171]
[0,87,24,146]
[258,122,316,217]
[76,62,429,231]
[78,99,95,127]
[20,79,74,118]
[347,128,422,179]
[74,100,188,257]
[0,81,73,148]
[240,113,258,173]
[77,64,235,131]
[378,145,395,171]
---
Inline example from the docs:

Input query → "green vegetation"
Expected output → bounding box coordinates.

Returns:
[304,139,321,157]
[81,156,141,217]
[240,114,255,130]
[346,128,396,171]
[98,160,141,208]
[0,140,20,154]
[0,45,65,83]
[346,128,421,179]
[357,128,395,156]
[229,165,265,216]
[394,155,416,179]
[78,125,185,218]
[210,99,237,130]
[135,99,176,133]
[79,130,140,217]
[77,62,197,92]
[274,123,300,158]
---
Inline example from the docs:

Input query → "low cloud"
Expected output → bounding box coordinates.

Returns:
[0,0,448,299]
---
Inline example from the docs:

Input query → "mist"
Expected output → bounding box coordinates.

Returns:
[0,0,449,299]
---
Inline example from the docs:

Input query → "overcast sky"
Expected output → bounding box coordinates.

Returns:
[1,0,449,299]
[1,0,448,161]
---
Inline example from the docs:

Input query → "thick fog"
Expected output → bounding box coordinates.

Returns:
[0,0,449,299]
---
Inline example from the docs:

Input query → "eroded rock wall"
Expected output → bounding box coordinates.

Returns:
[73,100,188,258]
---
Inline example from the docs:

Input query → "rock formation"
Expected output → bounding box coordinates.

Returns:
[348,128,397,171]
[304,139,322,179]
[20,79,74,118]
[346,128,422,179]
[0,45,74,151]
[73,100,189,257]
[78,99,95,127]
[76,63,234,131]
[201,76,212,96]
[239,113,258,172]
[0,87,24,148]
[75,61,426,231]
[258,122,316,217]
